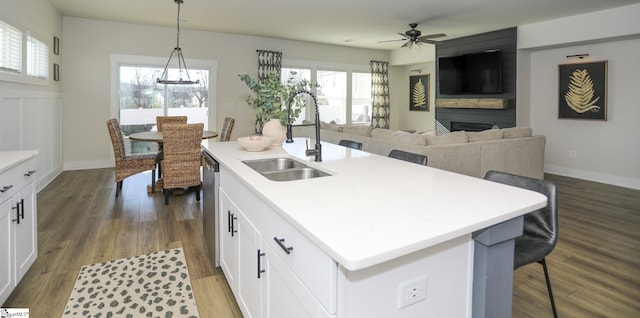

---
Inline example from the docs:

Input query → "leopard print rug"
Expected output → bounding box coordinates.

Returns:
[62,248,199,318]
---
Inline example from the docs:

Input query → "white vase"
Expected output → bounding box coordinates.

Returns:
[261,118,286,146]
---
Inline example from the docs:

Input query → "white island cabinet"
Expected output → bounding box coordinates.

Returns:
[203,139,546,318]
[0,151,38,305]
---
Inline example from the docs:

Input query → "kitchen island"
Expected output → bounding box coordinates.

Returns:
[201,138,546,318]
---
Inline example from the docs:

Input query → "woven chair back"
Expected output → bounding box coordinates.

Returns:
[156,116,187,132]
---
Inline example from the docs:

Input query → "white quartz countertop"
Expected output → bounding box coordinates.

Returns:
[202,138,546,271]
[0,151,39,174]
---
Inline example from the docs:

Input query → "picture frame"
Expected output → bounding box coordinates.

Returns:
[558,60,607,120]
[53,63,60,81]
[409,74,430,111]
[53,36,60,55]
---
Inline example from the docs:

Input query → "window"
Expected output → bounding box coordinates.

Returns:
[281,67,311,125]
[282,61,371,126]
[317,70,347,124]
[0,20,22,73]
[111,54,217,153]
[27,33,48,79]
[351,72,372,125]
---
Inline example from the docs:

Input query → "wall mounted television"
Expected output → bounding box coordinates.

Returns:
[438,50,503,94]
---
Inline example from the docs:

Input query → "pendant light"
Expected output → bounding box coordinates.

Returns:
[157,0,199,85]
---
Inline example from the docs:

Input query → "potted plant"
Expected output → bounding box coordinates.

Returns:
[238,70,316,134]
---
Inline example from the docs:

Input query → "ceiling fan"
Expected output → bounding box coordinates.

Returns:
[378,23,446,48]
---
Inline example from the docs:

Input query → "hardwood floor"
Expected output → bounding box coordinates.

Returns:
[3,169,639,317]
[3,168,242,317]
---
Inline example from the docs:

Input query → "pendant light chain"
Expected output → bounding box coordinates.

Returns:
[157,0,199,85]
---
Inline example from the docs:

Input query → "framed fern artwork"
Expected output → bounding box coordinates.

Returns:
[558,60,607,120]
[409,74,430,111]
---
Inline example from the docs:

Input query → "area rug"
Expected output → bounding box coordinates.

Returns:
[62,248,199,318]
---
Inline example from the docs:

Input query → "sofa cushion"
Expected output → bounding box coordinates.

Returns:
[466,129,504,142]
[420,130,437,136]
[371,128,427,146]
[343,125,373,137]
[502,127,533,138]
[425,131,469,145]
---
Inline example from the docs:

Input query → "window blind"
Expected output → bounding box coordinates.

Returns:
[27,33,48,79]
[0,20,22,73]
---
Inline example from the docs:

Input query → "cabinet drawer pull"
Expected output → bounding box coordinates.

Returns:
[274,237,293,254]
[12,201,22,224]
[0,185,13,193]
[228,210,238,236]
[24,170,36,177]
[257,249,266,279]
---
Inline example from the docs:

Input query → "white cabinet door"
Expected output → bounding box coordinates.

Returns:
[219,188,239,294]
[0,199,14,304]
[237,211,263,318]
[12,182,37,283]
[265,243,335,318]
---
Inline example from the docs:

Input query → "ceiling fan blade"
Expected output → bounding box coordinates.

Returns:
[377,39,406,43]
[398,33,411,40]
[417,38,441,45]
[419,33,446,39]
[401,41,412,48]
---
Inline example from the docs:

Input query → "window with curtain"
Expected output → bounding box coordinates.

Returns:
[0,19,23,73]
[26,33,48,79]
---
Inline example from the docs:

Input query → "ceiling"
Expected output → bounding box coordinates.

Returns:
[48,0,640,50]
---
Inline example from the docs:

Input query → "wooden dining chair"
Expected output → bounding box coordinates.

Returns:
[219,117,235,142]
[161,123,204,205]
[106,118,157,197]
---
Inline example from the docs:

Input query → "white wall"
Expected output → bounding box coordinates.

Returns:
[393,63,436,133]
[0,0,64,191]
[517,3,640,189]
[61,17,389,169]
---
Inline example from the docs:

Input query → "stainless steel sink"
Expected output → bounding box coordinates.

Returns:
[243,157,307,173]
[242,157,330,181]
[261,167,330,181]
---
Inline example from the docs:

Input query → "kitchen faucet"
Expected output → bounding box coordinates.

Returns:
[286,90,322,162]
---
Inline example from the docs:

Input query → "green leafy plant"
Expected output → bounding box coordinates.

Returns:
[238,71,317,127]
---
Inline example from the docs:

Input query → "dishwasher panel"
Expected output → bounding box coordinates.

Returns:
[202,150,219,267]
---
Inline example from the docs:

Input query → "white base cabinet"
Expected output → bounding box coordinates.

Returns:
[217,167,472,318]
[219,169,336,318]
[0,155,38,305]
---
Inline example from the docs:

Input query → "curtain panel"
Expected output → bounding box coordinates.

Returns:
[257,50,282,80]
[370,60,390,129]
[254,50,283,133]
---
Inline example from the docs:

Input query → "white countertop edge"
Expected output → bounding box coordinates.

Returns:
[202,139,547,272]
[0,150,39,174]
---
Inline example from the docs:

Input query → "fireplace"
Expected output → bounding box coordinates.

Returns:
[450,121,494,132]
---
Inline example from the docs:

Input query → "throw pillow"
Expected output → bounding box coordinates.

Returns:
[425,131,469,145]
[502,127,533,138]
[466,129,504,142]
[419,130,437,136]
[371,128,427,146]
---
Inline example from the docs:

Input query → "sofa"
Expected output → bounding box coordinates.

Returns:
[292,124,546,179]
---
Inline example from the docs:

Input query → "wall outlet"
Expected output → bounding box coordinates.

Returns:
[569,150,577,159]
[397,276,428,309]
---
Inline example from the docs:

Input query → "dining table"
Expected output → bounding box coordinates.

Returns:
[128,130,218,142]
[128,130,218,192]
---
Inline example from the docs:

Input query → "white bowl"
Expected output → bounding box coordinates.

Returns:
[237,136,273,152]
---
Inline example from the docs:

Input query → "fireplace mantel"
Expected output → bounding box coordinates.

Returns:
[435,98,508,109]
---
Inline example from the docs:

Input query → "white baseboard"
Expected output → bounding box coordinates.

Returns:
[64,159,113,171]
[545,164,640,190]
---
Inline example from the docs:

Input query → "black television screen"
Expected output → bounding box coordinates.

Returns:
[438,51,502,94]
